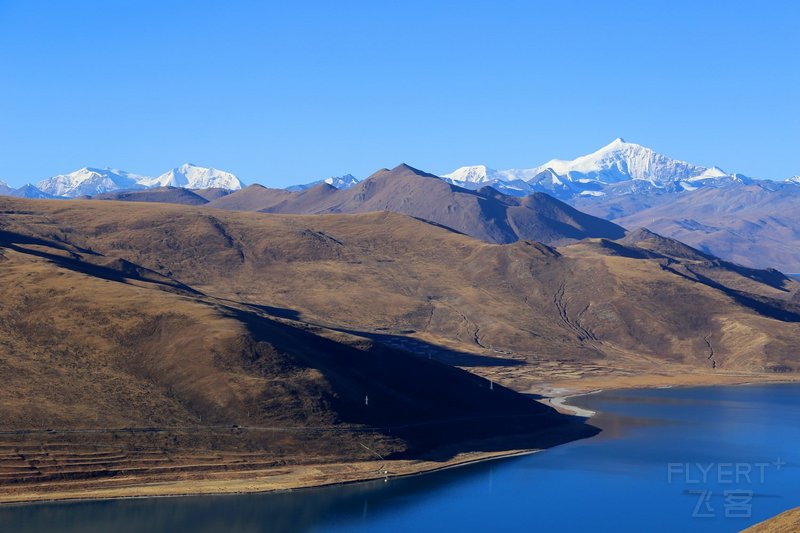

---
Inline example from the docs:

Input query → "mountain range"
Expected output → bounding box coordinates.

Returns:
[442,138,762,199]
[3,139,799,270]
[6,139,795,202]
[25,163,245,198]
[209,164,627,245]
[6,139,797,201]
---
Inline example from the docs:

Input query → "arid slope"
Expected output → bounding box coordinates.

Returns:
[0,214,591,496]
[2,197,798,392]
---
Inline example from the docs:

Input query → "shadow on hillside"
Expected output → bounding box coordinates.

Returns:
[342,330,526,367]
[0,230,201,295]
[716,260,794,291]
[226,303,598,462]
[246,303,302,321]
[240,300,524,367]
[664,263,800,322]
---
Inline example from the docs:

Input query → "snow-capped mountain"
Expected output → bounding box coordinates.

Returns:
[9,184,58,199]
[528,138,709,185]
[786,176,800,185]
[441,166,539,196]
[443,165,506,185]
[141,163,243,190]
[443,138,750,199]
[37,167,148,197]
[286,174,359,191]
[30,164,243,198]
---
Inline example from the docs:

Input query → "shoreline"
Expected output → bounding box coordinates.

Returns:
[546,390,602,418]
[3,375,797,507]
[0,448,542,508]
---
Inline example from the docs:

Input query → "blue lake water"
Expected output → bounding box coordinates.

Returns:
[2,383,798,532]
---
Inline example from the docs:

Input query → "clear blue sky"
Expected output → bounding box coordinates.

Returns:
[1,0,797,187]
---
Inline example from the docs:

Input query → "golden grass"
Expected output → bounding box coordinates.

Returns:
[1,196,799,502]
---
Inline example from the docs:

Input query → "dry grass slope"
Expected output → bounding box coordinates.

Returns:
[1,196,798,500]
[0,198,601,499]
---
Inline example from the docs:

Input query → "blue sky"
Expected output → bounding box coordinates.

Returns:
[1,0,797,187]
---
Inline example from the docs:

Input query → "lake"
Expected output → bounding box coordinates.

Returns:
[2,383,798,532]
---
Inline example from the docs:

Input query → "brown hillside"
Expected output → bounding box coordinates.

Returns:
[0,221,589,495]
[207,184,295,211]
[92,187,210,205]
[205,164,626,245]
[607,185,800,273]
[1,196,798,392]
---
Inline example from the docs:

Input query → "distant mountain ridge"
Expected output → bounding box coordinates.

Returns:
[141,163,243,190]
[0,179,58,198]
[30,164,244,198]
[5,141,800,271]
[442,138,766,200]
[8,165,361,199]
[435,140,800,272]
[286,174,359,191]
[37,167,148,197]
[206,163,626,246]
[6,139,795,201]
[610,183,800,272]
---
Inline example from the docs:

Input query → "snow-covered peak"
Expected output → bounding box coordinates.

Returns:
[36,164,242,197]
[685,166,731,182]
[37,167,148,197]
[442,165,503,184]
[529,138,708,185]
[785,176,800,185]
[323,174,359,189]
[10,184,57,199]
[143,163,243,190]
[286,174,359,191]
[442,139,751,199]
[702,166,728,178]
[529,168,563,185]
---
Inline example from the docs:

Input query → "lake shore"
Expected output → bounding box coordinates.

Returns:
[0,416,598,507]
[0,448,540,507]
[535,371,799,417]
[2,372,796,507]
[744,506,800,532]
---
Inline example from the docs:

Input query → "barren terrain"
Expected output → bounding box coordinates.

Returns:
[0,195,798,503]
